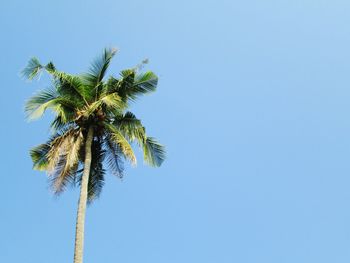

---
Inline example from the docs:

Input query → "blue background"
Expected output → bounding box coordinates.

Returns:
[1,0,350,262]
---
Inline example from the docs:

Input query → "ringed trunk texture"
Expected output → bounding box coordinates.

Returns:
[73,126,94,263]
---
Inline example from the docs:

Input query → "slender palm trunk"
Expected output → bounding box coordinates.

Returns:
[73,126,94,263]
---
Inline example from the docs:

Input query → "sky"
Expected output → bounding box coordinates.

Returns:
[1,0,350,262]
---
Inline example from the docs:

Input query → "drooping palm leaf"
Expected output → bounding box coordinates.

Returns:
[105,123,137,165]
[50,155,78,194]
[30,128,75,171]
[113,111,146,143]
[50,115,74,132]
[143,137,165,167]
[30,143,51,171]
[104,134,124,178]
[47,129,82,194]
[25,87,78,121]
[46,128,80,170]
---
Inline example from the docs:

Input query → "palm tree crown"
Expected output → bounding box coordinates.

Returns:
[23,48,165,202]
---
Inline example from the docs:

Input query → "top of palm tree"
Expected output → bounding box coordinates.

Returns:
[23,48,165,202]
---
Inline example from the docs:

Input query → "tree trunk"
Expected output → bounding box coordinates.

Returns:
[73,126,94,263]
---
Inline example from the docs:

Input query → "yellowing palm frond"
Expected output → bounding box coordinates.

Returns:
[105,123,137,165]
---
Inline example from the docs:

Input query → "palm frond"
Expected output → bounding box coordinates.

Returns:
[23,57,88,101]
[105,123,136,165]
[114,111,146,143]
[25,88,58,120]
[81,93,125,118]
[117,69,136,101]
[47,129,82,194]
[111,70,158,101]
[143,137,165,167]
[46,128,80,171]
[45,61,56,72]
[30,143,50,171]
[81,48,117,89]
[29,128,75,171]
[52,72,88,101]
[99,93,124,109]
[25,87,78,121]
[131,71,158,97]
[65,131,83,171]
[49,156,78,194]
[22,57,44,80]
[104,135,124,178]
[104,76,120,94]
[50,116,76,133]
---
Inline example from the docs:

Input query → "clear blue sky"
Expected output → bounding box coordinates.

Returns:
[1,0,350,262]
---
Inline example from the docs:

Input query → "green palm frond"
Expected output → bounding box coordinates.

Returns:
[55,104,77,123]
[143,137,165,167]
[30,143,50,171]
[22,58,58,80]
[114,111,146,143]
[25,88,58,120]
[52,72,88,101]
[25,87,78,121]
[22,57,44,80]
[131,71,158,96]
[110,69,158,102]
[45,61,56,72]
[104,135,124,178]
[105,123,137,165]
[50,116,76,133]
[100,93,123,108]
[50,116,65,131]
[23,58,88,101]
[104,76,119,94]
[81,48,117,89]
[81,93,125,118]
[107,69,136,102]
[44,64,89,102]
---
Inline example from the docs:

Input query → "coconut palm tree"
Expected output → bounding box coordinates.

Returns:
[22,48,165,263]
